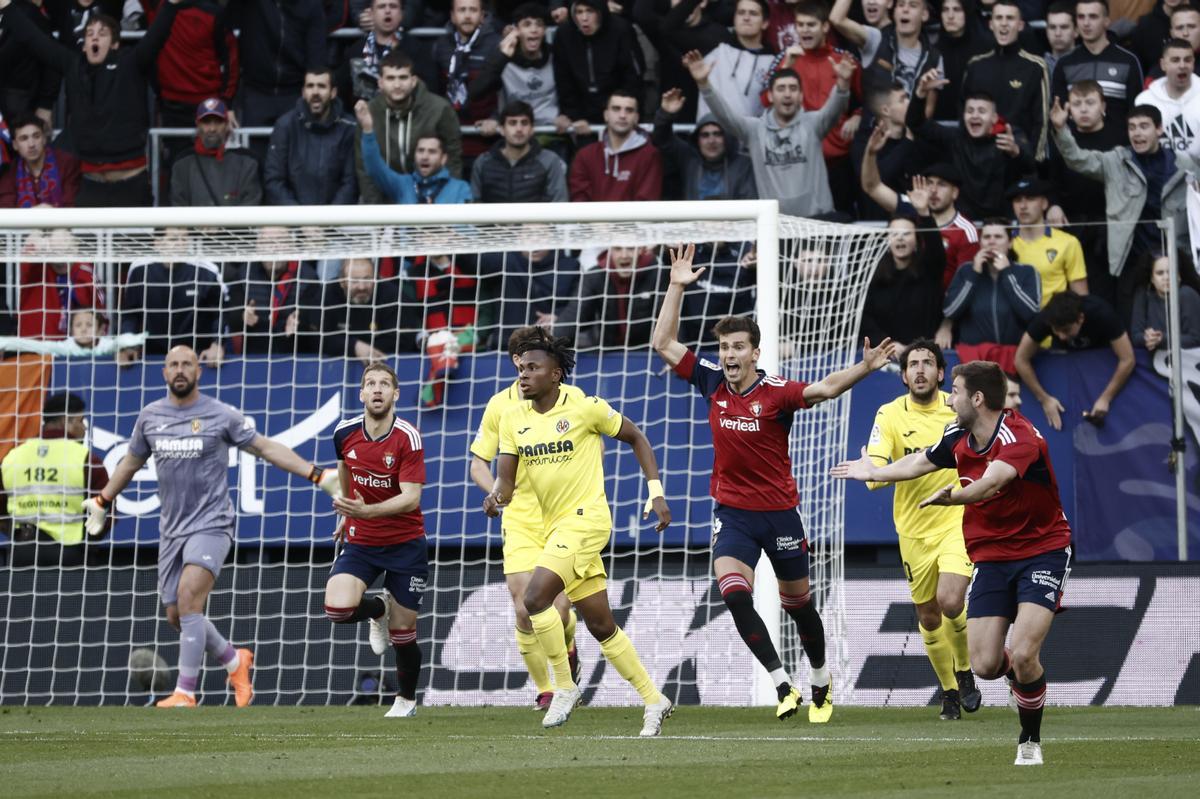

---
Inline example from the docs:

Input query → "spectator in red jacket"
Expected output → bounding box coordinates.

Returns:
[569,91,663,202]
[0,114,81,208]
[139,1,238,134]
[17,229,104,340]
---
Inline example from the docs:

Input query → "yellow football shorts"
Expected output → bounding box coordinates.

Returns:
[536,521,609,602]
[501,524,549,575]
[899,526,973,605]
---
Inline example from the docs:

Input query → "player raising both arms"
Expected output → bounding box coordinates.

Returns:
[470,327,581,711]
[652,244,897,723]
[82,345,340,707]
[833,361,1072,766]
[325,362,428,718]
[866,340,981,720]
[483,334,674,736]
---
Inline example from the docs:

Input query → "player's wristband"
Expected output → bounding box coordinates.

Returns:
[307,465,324,484]
[646,479,664,500]
[93,494,110,509]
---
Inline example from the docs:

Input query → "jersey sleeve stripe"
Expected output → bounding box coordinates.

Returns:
[395,419,422,451]
[334,416,363,432]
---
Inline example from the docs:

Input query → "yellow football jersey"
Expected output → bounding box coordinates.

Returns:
[498,390,624,531]
[1011,228,1087,308]
[470,380,586,534]
[866,391,964,541]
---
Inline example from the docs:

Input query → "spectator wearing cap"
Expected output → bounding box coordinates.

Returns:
[652,87,756,202]
[569,90,662,202]
[907,77,1036,219]
[0,391,110,567]
[1015,290,1135,430]
[1051,99,1200,321]
[941,218,1043,373]
[1009,177,1089,311]
[0,0,181,207]
[553,0,645,127]
[341,0,434,103]
[1050,0,1143,130]
[433,0,501,164]
[960,1,1050,160]
[470,101,568,203]
[356,98,473,203]
[468,4,563,134]
[0,114,81,208]
[1134,38,1200,154]
[264,67,358,205]
[169,98,262,207]
[860,126,981,290]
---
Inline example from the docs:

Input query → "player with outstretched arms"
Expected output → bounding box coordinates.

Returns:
[652,244,897,723]
[82,345,340,707]
[866,339,982,720]
[483,334,675,736]
[325,362,428,718]
[470,327,582,711]
[832,360,1071,766]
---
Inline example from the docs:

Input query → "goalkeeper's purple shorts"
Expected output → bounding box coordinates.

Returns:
[158,530,231,606]
[712,504,810,581]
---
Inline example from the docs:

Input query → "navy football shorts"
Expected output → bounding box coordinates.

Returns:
[966,547,1072,621]
[330,538,429,611]
[712,504,810,581]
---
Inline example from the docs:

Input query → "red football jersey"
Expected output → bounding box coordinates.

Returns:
[940,213,980,291]
[675,349,810,511]
[332,414,426,545]
[926,409,1072,562]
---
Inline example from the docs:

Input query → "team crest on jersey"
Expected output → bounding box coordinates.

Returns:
[191,418,202,433]
[556,418,571,434]
[750,401,762,417]
[383,452,395,468]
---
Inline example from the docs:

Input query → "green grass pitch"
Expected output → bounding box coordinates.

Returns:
[2,706,1197,798]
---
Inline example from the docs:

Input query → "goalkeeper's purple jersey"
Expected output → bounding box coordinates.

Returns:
[128,394,256,539]
[674,349,811,511]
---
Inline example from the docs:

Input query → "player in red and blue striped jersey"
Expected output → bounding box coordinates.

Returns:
[324,361,428,718]
[833,360,1072,766]
[653,243,897,722]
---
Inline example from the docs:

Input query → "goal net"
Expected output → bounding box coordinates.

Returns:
[0,202,887,706]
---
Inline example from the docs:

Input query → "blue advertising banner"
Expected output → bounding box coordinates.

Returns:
[53,348,1195,559]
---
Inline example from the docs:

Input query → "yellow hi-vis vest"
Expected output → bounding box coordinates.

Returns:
[1,438,89,544]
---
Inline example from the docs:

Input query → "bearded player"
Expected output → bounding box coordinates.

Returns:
[325,362,428,718]
[833,360,1071,766]
[483,334,674,736]
[865,339,981,720]
[652,243,897,723]
[470,326,581,711]
[82,345,341,707]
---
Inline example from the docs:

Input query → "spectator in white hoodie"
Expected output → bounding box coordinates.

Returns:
[1134,38,1200,153]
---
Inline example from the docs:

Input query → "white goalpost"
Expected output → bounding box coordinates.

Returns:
[0,201,886,707]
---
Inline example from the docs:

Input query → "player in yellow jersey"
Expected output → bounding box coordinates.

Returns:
[483,333,674,736]
[866,340,982,720]
[470,327,582,711]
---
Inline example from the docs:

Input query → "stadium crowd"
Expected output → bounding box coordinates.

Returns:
[3,0,1200,413]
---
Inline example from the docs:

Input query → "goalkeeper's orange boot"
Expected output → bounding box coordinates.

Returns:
[156,691,197,708]
[228,648,255,707]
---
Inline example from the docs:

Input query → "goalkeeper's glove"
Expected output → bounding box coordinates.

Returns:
[309,465,342,499]
[82,494,109,538]
[643,479,665,517]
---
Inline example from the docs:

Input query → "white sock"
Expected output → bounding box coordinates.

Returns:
[810,665,831,688]
[224,652,240,674]
[770,667,790,689]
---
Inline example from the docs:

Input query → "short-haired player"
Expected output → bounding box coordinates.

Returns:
[325,362,429,718]
[483,334,675,736]
[82,345,341,707]
[470,326,582,711]
[833,360,1072,765]
[653,244,898,722]
[865,339,981,720]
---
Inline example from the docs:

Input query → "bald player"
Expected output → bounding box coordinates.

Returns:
[83,346,340,707]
